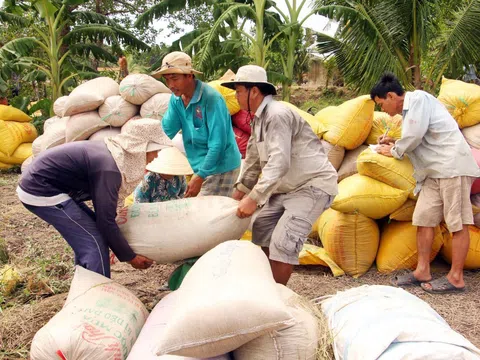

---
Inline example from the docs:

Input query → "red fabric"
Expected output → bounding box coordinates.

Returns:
[233,126,249,158]
[232,110,253,135]
[471,147,480,194]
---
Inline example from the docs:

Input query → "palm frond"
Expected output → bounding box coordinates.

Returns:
[315,2,411,92]
[195,3,254,71]
[267,70,290,85]
[62,59,98,74]
[69,43,118,63]
[0,37,39,60]
[72,11,120,27]
[135,0,217,28]
[0,10,30,26]
[64,24,150,51]
[433,0,480,84]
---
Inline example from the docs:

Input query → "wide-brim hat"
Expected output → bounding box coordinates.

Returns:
[146,146,193,175]
[152,51,203,79]
[221,65,277,95]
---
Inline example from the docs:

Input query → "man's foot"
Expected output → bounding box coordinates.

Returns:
[390,271,431,287]
[420,276,466,294]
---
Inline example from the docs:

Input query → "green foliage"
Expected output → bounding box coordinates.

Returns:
[8,95,51,134]
[9,96,30,113]
[1,0,150,113]
[300,87,353,114]
[314,0,480,93]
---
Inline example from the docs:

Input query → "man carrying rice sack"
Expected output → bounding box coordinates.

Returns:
[153,51,241,197]
[372,73,480,294]
[223,65,338,285]
[16,119,170,278]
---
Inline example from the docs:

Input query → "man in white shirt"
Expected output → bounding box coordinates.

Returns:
[372,73,480,294]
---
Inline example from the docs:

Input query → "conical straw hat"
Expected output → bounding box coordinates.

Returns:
[146,146,193,175]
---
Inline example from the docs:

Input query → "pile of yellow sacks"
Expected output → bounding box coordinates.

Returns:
[0,105,37,169]
[237,81,480,278]
[308,79,480,277]
[438,77,480,270]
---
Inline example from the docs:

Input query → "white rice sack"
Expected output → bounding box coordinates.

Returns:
[119,74,171,105]
[322,285,480,360]
[151,241,295,358]
[32,135,45,157]
[117,197,249,263]
[140,93,171,120]
[66,111,108,142]
[42,117,68,150]
[234,285,319,360]
[21,155,34,173]
[88,127,121,141]
[127,291,231,360]
[99,95,139,127]
[63,77,119,117]
[30,266,148,360]
[43,116,62,133]
[53,96,69,117]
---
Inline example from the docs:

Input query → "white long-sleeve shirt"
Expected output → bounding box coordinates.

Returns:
[391,90,480,194]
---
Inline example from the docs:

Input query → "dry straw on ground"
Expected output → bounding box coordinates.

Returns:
[0,294,66,359]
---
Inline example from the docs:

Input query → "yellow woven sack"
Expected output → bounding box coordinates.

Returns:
[0,161,13,170]
[124,193,134,207]
[0,143,33,165]
[437,77,480,128]
[280,101,325,137]
[0,105,32,122]
[0,120,38,156]
[389,199,416,221]
[208,80,241,115]
[240,229,252,241]
[318,208,379,278]
[316,95,374,149]
[298,243,345,277]
[356,148,415,192]
[441,225,480,269]
[376,221,444,273]
[365,112,402,145]
[331,174,408,219]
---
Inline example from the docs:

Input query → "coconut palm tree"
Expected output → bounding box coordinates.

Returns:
[314,0,480,92]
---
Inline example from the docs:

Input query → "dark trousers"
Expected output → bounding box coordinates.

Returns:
[22,199,110,277]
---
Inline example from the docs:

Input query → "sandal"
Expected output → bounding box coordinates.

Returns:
[421,276,465,294]
[390,271,428,287]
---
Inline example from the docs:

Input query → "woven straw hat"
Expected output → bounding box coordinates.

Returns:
[146,146,193,175]
[152,52,202,78]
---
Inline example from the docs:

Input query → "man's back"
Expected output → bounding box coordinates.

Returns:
[396,90,478,182]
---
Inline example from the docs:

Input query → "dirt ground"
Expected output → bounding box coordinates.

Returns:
[1,171,480,359]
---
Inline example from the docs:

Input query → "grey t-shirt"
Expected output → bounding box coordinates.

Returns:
[19,141,135,261]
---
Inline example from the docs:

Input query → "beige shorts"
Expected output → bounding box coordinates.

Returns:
[412,176,474,232]
[251,186,333,265]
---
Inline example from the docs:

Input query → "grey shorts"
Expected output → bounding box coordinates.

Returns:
[198,167,241,197]
[251,185,333,265]
[412,176,474,232]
